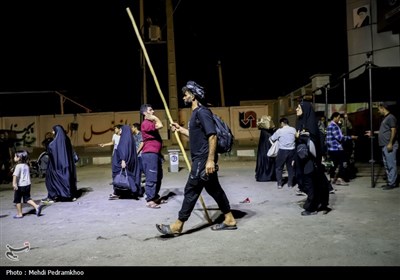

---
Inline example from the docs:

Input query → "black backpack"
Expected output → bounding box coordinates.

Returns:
[198,107,234,154]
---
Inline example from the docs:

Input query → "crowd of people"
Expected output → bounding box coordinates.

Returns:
[3,82,397,237]
[255,99,398,216]
[3,81,238,237]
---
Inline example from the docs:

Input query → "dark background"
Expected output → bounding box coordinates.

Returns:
[0,0,348,116]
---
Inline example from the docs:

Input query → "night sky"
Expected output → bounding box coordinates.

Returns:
[1,0,348,116]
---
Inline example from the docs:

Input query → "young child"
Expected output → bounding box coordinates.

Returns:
[98,124,123,155]
[12,150,43,219]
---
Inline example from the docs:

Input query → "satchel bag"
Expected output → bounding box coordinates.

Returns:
[297,143,309,160]
[267,138,279,157]
[113,169,130,189]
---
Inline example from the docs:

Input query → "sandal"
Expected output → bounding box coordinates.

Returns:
[155,198,168,204]
[146,201,161,209]
[210,223,237,231]
[155,224,180,236]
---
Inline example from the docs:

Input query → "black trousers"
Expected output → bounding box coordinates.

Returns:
[328,150,346,180]
[178,159,231,222]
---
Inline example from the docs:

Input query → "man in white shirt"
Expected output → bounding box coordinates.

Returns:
[270,118,297,188]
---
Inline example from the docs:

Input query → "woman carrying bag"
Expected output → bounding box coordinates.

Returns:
[109,125,141,200]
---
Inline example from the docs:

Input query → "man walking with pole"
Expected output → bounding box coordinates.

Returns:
[156,81,237,236]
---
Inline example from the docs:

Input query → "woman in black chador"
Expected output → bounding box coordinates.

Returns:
[294,99,331,215]
[44,125,77,202]
[255,116,276,182]
[110,125,141,199]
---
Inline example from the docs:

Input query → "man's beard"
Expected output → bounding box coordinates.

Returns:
[184,100,192,107]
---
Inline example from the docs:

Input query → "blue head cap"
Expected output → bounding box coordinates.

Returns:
[185,81,205,99]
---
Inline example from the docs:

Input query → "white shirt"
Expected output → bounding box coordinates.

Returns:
[270,125,296,150]
[13,163,31,187]
[112,134,120,150]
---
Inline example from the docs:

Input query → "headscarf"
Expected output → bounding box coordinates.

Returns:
[48,125,70,170]
[296,100,321,159]
[296,100,319,143]
[185,81,205,99]
[46,124,77,199]
[113,125,140,192]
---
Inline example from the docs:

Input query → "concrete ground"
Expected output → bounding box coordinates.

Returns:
[0,157,399,272]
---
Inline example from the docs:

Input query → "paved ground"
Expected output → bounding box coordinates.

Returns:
[0,158,399,273]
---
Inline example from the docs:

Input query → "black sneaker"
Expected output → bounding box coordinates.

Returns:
[41,198,54,204]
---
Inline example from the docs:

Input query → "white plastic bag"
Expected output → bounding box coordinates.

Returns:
[267,139,279,157]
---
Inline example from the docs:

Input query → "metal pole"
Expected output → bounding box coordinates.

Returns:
[343,77,347,135]
[325,87,328,117]
[217,60,225,107]
[368,62,375,188]
[330,57,378,188]
[60,95,64,115]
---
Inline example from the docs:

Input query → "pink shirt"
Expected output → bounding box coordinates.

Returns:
[141,119,162,153]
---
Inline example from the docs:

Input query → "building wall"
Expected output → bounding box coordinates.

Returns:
[347,0,400,78]
[0,105,270,151]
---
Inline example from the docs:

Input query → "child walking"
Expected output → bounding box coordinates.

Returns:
[12,150,43,219]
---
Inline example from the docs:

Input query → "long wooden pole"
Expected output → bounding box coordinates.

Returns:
[126,7,212,223]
